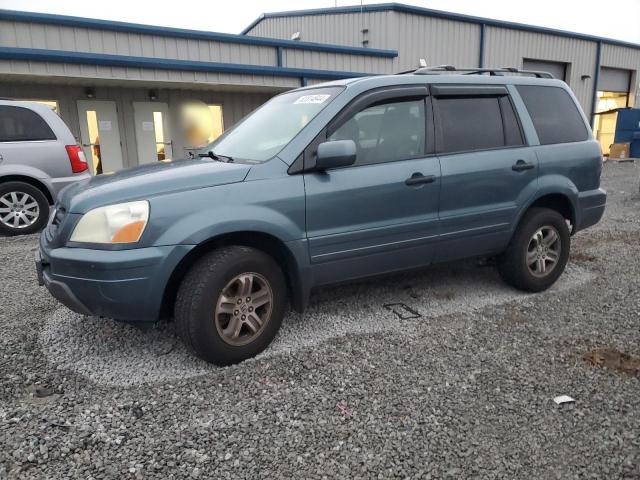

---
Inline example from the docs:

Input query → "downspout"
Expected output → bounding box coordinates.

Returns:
[478,23,485,68]
[590,40,602,127]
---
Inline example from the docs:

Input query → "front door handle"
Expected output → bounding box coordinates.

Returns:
[405,173,436,186]
[512,160,535,172]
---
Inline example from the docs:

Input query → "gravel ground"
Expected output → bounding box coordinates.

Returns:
[1,161,640,479]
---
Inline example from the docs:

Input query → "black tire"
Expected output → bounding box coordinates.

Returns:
[175,246,287,366]
[498,207,570,292]
[0,181,50,236]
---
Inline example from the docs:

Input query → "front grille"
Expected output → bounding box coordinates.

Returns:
[52,206,66,226]
[45,206,67,242]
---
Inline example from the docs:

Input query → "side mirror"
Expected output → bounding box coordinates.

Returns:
[314,140,356,171]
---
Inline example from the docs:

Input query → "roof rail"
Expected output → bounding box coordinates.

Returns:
[408,65,554,78]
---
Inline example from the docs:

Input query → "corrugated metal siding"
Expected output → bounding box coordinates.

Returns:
[484,26,598,112]
[247,12,395,49]
[248,12,640,113]
[248,12,479,71]
[0,19,395,86]
[282,48,390,74]
[602,44,640,69]
[0,82,272,167]
[393,12,480,70]
[0,20,276,66]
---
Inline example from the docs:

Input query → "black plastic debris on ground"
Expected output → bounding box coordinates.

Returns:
[383,303,422,320]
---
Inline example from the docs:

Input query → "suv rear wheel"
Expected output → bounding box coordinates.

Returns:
[175,246,286,365]
[0,181,49,236]
[498,207,570,292]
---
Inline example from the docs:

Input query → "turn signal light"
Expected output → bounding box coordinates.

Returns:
[111,220,146,243]
[66,145,89,173]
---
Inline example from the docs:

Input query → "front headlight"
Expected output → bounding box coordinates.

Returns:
[70,201,149,244]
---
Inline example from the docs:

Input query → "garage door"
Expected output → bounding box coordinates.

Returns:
[522,59,567,80]
[599,67,631,93]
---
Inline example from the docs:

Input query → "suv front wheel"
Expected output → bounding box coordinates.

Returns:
[0,181,50,236]
[175,246,286,365]
[498,207,570,292]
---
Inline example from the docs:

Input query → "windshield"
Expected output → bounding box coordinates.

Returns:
[200,87,342,162]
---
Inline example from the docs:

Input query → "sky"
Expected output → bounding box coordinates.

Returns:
[0,0,639,44]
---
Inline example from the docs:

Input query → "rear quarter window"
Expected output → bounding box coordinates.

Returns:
[516,85,589,145]
[0,106,57,142]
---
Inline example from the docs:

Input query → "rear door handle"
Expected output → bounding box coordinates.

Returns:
[512,160,535,172]
[405,173,436,186]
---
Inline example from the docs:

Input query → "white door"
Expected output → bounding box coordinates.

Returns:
[76,100,123,175]
[133,102,173,165]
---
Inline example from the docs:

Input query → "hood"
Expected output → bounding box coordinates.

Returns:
[59,158,251,213]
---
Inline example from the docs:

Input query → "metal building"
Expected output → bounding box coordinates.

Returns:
[0,9,396,173]
[1,3,639,174]
[243,3,640,154]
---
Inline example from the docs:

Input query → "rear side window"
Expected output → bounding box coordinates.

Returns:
[516,85,589,145]
[435,95,523,153]
[0,106,56,142]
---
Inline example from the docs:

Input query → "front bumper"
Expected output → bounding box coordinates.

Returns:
[37,234,194,322]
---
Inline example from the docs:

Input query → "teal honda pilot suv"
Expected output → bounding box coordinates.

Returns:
[36,67,607,365]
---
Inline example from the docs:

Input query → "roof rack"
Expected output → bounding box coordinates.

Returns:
[403,65,554,78]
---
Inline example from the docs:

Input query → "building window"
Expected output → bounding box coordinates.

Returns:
[181,102,224,150]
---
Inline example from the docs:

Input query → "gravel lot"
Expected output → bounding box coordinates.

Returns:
[1,162,639,479]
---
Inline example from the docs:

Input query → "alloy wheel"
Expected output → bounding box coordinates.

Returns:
[0,191,40,229]
[214,272,273,346]
[526,225,561,277]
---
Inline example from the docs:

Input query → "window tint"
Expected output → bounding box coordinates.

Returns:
[0,106,56,142]
[516,85,589,145]
[329,99,425,165]
[436,95,523,153]
[500,96,524,146]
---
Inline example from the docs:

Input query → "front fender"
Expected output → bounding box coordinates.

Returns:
[146,175,306,247]
[157,205,305,246]
[146,177,310,312]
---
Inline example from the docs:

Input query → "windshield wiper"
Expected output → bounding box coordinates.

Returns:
[198,150,234,163]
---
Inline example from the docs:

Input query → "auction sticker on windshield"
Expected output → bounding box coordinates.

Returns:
[294,94,332,104]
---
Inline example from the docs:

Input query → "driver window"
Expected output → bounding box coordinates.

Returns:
[328,99,425,166]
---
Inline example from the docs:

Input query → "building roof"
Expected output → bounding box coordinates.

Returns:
[0,9,398,85]
[241,2,640,51]
[0,9,397,58]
